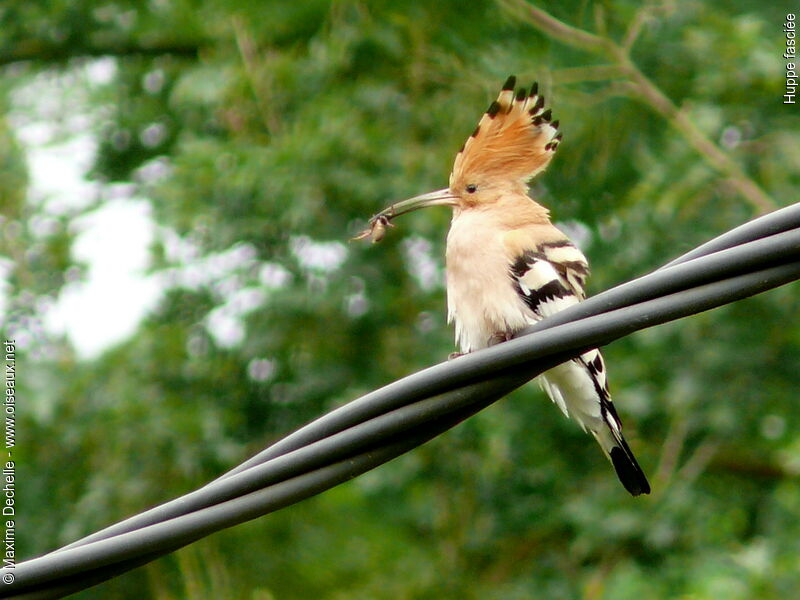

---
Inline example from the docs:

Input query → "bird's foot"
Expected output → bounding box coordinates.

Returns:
[488,331,515,346]
[447,352,464,360]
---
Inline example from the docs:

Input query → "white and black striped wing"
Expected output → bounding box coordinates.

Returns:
[509,240,589,321]
[509,241,611,405]
[508,239,594,415]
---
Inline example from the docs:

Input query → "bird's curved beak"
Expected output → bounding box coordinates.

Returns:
[378,188,459,217]
[352,188,458,243]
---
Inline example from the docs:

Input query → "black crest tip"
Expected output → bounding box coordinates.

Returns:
[502,75,516,91]
[551,119,560,130]
[515,87,527,101]
[486,100,502,118]
[529,82,539,97]
[540,108,552,121]
[529,95,545,114]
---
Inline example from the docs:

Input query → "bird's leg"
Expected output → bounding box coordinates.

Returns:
[449,331,514,360]
[488,331,515,346]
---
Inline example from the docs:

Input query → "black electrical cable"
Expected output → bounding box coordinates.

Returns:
[46,223,800,561]
[15,210,800,566]
[4,206,800,599]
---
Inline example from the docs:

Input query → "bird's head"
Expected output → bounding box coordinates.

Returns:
[353,75,561,242]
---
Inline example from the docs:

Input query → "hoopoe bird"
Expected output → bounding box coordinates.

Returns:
[355,76,650,496]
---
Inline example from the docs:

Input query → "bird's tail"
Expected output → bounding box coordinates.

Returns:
[539,359,650,496]
[594,427,651,496]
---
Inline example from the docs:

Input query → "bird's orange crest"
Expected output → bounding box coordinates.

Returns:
[449,75,561,191]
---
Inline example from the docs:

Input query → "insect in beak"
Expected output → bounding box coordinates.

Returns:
[352,188,457,243]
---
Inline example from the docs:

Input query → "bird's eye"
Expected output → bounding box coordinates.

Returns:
[465,184,477,193]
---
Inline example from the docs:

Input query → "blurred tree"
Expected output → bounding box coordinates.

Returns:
[3,0,800,598]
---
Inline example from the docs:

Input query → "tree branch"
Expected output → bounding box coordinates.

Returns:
[553,64,627,85]
[498,0,775,213]
[231,17,281,136]
[0,40,203,67]
[498,0,614,55]
[706,450,792,481]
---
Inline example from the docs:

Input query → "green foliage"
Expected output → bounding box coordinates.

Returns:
[3,0,800,598]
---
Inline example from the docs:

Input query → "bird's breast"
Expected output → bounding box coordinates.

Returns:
[445,212,532,352]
